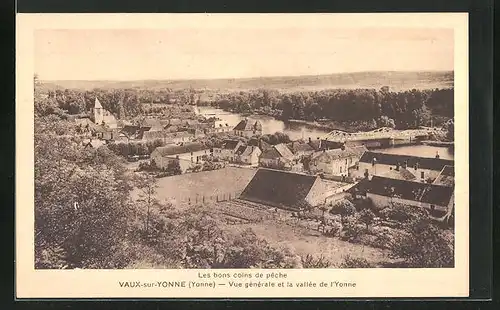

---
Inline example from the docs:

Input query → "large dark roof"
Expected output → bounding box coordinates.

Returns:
[364,175,454,206]
[359,151,454,171]
[240,169,319,209]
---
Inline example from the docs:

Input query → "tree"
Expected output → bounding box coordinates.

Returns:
[35,116,134,269]
[166,160,182,176]
[330,199,356,221]
[389,214,454,268]
[136,174,161,237]
[358,208,376,230]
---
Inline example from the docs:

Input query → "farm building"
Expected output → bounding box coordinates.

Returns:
[360,175,455,221]
[235,145,262,165]
[151,142,211,172]
[239,168,332,210]
[309,146,367,177]
[259,143,294,169]
[355,151,454,182]
[233,119,263,138]
[213,139,245,162]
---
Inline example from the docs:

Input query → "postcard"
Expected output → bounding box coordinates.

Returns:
[16,13,469,298]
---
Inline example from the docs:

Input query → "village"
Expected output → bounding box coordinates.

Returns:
[65,96,456,266]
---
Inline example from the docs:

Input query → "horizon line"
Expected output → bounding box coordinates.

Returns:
[39,69,454,83]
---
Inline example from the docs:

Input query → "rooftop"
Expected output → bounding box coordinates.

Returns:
[240,168,320,209]
[363,175,454,206]
[153,142,206,157]
[359,151,454,171]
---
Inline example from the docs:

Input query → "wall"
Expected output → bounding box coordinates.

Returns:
[310,155,357,176]
[356,162,441,181]
[153,149,209,169]
[367,192,447,213]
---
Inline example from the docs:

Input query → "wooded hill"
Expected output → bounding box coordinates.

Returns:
[40,71,453,91]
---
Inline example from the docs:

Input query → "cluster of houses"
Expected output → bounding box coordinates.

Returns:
[76,97,235,147]
[76,97,455,223]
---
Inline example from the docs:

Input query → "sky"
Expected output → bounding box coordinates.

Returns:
[35,28,454,81]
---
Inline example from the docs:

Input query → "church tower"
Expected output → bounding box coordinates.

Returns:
[93,97,104,124]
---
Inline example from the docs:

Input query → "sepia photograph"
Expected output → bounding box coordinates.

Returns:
[17,13,469,298]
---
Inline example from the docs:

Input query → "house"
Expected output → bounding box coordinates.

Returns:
[306,137,343,151]
[356,151,454,182]
[361,175,455,222]
[259,143,294,169]
[248,138,272,151]
[239,168,332,210]
[150,142,210,172]
[213,139,244,161]
[90,98,118,129]
[140,118,164,132]
[233,119,263,138]
[286,141,315,159]
[120,125,152,141]
[236,146,262,165]
[82,138,105,149]
[433,165,454,187]
[309,146,367,177]
[142,130,194,143]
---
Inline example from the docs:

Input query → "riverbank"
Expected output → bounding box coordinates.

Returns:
[421,140,454,147]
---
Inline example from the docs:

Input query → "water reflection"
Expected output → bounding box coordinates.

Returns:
[196,106,454,160]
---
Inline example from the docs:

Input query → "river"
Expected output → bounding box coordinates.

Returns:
[195,106,454,160]
[196,106,331,140]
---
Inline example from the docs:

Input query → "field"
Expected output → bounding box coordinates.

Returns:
[223,217,391,266]
[152,167,257,206]
[40,70,453,91]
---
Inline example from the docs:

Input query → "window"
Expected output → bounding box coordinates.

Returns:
[345,158,348,165]
[421,171,425,179]
[340,166,343,173]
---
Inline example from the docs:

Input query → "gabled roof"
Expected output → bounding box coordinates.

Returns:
[359,151,454,171]
[141,118,163,129]
[287,142,314,154]
[240,146,260,157]
[240,168,320,209]
[234,119,262,131]
[274,143,294,160]
[381,168,417,181]
[311,146,366,162]
[235,145,247,155]
[248,138,272,151]
[364,175,454,206]
[307,139,322,151]
[121,125,151,139]
[153,142,206,157]
[260,147,282,160]
[221,139,241,150]
[433,165,454,187]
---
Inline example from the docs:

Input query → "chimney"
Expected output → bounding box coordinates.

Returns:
[308,137,312,143]
[402,160,408,169]
[435,151,440,159]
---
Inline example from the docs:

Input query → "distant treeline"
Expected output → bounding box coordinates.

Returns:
[35,85,453,130]
[212,87,453,129]
[35,88,201,118]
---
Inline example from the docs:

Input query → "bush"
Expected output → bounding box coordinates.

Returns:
[338,255,374,268]
[330,200,356,220]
